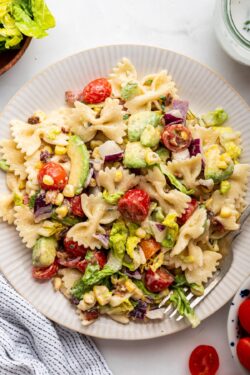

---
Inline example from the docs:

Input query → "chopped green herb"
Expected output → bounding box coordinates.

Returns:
[123,114,130,120]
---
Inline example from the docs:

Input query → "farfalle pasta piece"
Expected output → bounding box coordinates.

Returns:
[171,207,207,256]
[139,167,191,216]
[10,120,43,156]
[166,155,203,190]
[6,173,23,192]
[164,241,204,271]
[0,193,15,224]
[125,71,177,114]
[215,199,239,231]
[109,58,138,97]
[58,268,82,299]
[73,98,126,144]
[66,194,120,249]
[188,125,220,150]
[24,150,41,195]
[185,251,222,284]
[14,205,43,248]
[96,166,140,194]
[0,139,27,179]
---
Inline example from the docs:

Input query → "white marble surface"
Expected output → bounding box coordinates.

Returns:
[0,1,249,374]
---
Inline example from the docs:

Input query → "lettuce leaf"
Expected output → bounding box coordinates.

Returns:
[12,3,47,38]
[102,190,123,205]
[31,0,55,30]
[161,213,179,249]
[202,108,228,127]
[169,287,200,328]
[160,164,194,195]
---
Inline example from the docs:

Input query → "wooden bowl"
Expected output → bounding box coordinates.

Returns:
[0,37,32,76]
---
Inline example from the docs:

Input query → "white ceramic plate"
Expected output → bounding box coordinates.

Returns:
[227,275,250,375]
[0,45,250,340]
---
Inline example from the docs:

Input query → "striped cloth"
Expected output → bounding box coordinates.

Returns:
[0,275,112,375]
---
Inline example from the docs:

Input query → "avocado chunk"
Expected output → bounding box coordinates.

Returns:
[140,125,161,147]
[124,142,148,168]
[128,111,162,142]
[32,237,57,267]
[67,135,89,195]
[204,145,234,183]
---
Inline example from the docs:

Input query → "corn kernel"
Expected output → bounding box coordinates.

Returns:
[35,161,43,169]
[114,170,123,183]
[42,174,54,186]
[93,285,111,306]
[89,178,96,187]
[145,150,161,166]
[181,131,188,140]
[43,145,53,154]
[135,228,146,238]
[18,180,26,190]
[90,140,103,150]
[55,145,67,155]
[220,153,231,163]
[125,279,136,293]
[52,277,62,291]
[55,205,68,218]
[217,161,228,169]
[63,184,75,198]
[55,193,64,206]
[33,110,47,122]
[83,291,96,305]
[220,207,232,218]
[92,147,101,159]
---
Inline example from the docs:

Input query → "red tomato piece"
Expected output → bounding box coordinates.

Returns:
[38,162,68,191]
[32,262,58,280]
[145,268,174,293]
[70,195,85,217]
[189,345,220,375]
[82,78,112,104]
[76,259,88,273]
[238,299,250,334]
[58,257,88,273]
[64,238,87,257]
[93,250,107,269]
[85,309,99,321]
[140,239,161,260]
[161,124,192,152]
[177,198,198,226]
[237,338,250,371]
[118,189,150,223]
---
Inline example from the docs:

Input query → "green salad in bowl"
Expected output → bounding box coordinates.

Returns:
[0,0,55,51]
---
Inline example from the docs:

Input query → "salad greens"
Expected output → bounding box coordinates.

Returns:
[0,0,55,51]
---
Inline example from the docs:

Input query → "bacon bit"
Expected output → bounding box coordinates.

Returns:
[85,309,99,321]
[61,127,69,134]
[27,116,40,124]
[23,194,29,205]
[165,93,173,107]
[65,90,83,105]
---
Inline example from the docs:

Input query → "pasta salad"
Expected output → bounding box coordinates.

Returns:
[0,58,249,327]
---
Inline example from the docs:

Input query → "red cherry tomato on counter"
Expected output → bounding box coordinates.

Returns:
[177,198,198,226]
[118,189,150,223]
[145,268,174,293]
[238,299,250,334]
[32,261,59,280]
[69,195,84,217]
[237,338,250,371]
[189,345,220,375]
[64,238,87,257]
[161,124,192,152]
[140,239,161,260]
[82,78,112,104]
[38,162,68,191]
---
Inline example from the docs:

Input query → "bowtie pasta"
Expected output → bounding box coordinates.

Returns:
[0,59,249,328]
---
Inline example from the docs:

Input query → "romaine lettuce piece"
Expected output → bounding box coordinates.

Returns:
[0,159,10,172]
[160,164,194,195]
[121,82,139,101]
[161,213,179,249]
[169,287,200,328]
[202,107,228,127]
[102,190,123,205]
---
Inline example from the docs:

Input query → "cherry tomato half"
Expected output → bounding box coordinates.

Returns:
[177,198,198,226]
[237,337,250,371]
[118,189,150,223]
[161,124,192,152]
[82,78,112,104]
[93,250,107,269]
[145,268,174,293]
[64,238,88,257]
[238,299,250,334]
[38,162,68,191]
[70,195,85,217]
[140,239,161,260]
[189,345,220,375]
[32,261,58,280]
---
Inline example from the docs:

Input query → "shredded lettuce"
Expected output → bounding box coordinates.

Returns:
[102,190,123,205]
[202,108,228,127]
[0,159,10,172]
[121,82,139,101]
[160,164,194,195]
[123,236,141,271]
[37,220,66,238]
[134,280,168,304]
[169,288,200,328]
[101,299,134,316]
[13,192,23,206]
[161,213,179,249]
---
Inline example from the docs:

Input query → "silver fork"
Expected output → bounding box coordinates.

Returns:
[159,205,250,322]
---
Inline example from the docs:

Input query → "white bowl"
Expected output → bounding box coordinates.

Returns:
[227,275,250,375]
[0,45,250,339]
